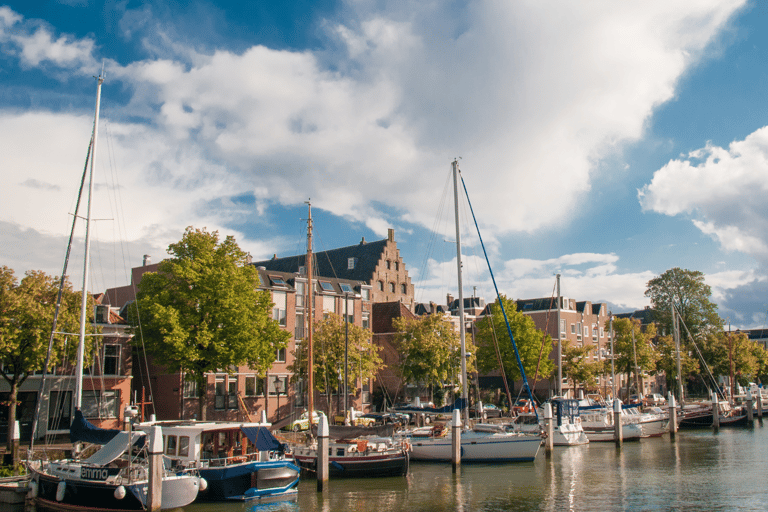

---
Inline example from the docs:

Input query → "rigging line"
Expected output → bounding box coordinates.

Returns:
[485,307,516,409]
[530,279,558,398]
[103,115,132,287]
[29,134,94,453]
[674,305,723,399]
[414,170,453,305]
[458,172,538,420]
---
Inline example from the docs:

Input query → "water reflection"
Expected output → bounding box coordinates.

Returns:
[23,427,768,512]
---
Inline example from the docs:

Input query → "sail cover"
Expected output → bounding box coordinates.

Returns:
[69,408,122,444]
[81,431,145,466]
[240,426,284,452]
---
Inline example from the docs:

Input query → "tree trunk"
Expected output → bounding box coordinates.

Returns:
[5,380,19,452]
[199,390,206,421]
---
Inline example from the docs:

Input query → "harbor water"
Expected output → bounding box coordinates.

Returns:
[28,423,768,512]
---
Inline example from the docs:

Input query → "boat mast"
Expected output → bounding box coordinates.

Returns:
[75,73,104,411]
[672,303,684,405]
[306,200,315,429]
[452,160,469,425]
[556,273,562,397]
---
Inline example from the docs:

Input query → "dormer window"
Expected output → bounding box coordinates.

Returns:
[348,257,357,270]
[269,275,287,287]
[340,283,353,294]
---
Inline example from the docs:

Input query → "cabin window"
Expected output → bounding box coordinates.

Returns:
[166,435,178,456]
[178,436,190,457]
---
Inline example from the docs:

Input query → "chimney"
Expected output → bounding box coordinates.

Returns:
[446,294,454,306]
[143,255,151,266]
[388,228,394,242]
[360,237,366,245]
[272,254,278,260]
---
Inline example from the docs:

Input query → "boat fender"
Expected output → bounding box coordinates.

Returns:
[56,481,66,502]
[27,479,38,498]
[114,485,126,500]
[199,477,208,491]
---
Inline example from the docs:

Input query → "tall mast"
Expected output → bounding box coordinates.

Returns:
[452,160,469,425]
[306,200,314,428]
[609,314,615,399]
[672,304,684,404]
[75,74,104,410]
[556,274,562,397]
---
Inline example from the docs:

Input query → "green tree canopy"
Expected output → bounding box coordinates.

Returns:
[562,340,604,395]
[610,317,658,396]
[700,330,762,396]
[392,314,470,398]
[645,267,722,339]
[288,313,383,414]
[474,295,554,388]
[654,334,699,398]
[133,227,290,420]
[0,267,85,451]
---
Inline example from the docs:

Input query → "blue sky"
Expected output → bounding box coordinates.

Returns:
[2,0,768,329]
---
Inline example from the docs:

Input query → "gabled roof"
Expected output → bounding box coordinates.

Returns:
[252,238,388,282]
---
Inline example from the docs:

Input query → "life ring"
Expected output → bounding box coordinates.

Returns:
[56,481,66,502]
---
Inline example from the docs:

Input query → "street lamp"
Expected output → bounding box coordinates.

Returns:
[274,376,283,420]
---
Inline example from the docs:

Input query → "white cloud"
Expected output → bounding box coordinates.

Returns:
[639,126,768,262]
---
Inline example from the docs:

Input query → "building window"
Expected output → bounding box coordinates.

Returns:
[228,379,237,409]
[276,347,286,362]
[272,291,287,326]
[244,376,257,396]
[400,283,407,294]
[571,324,576,334]
[269,275,287,287]
[103,344,120,375]
[323,295,336,314]
[215,377,226,410]
[82,390,119,419]
[362,314,370,330]
[296,281,305,307]
[361,287,370,301]
[584,326,589,337]
[340,283,353,294]
[94,304,110,324]
[389,282,395,292]
[395,261,399,271]
[348,257,357,270]
[377,281,384,291]
[320,281,334,292]
[560,319,566,334]
[600,327,604,338]
[183,377,197,398]
[269,375,288,396]
[295,313,305,339]
[386,260,391,269]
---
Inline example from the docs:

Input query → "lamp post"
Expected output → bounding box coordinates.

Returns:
[274,376,282,421]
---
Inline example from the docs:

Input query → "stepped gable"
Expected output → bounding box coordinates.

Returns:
[252,238,388,281]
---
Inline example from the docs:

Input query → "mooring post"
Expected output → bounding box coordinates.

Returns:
[452,408,462,474]
[668,392,677,440]
[712,391,720,431]
[613,399,623,447]
[543,402,554,457]
[317,413,329,492]
[147,425,163,511]
[747,388,754,425]
[758,389,763,420]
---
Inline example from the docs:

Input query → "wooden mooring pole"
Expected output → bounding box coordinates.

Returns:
[452,409,461,474]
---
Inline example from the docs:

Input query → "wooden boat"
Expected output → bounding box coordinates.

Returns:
[290,424,409,477]
[139,420,299,502]
[678,401,749,428]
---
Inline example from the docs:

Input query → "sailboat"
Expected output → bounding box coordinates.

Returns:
[27,74,202,510]
[286,201,410,477]
[408,160,542,463]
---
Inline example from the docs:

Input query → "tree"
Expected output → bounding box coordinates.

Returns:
[134,227,290,420]
[610,318,658,397]
[645,268,722,339]
[475,295,554,390]
[288,313,383,416]
[654,334,699,398]
[392,314,470,402]
[700,330,760,396]
[0,267,85,453]
[561,340,604,396]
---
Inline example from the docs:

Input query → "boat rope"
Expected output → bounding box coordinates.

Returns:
[484,307,515,411]
[674,304,725,401]
[459,174,538,420]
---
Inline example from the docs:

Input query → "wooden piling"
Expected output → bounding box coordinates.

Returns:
[668,393,677,440]
[451,409,461,474]
[747,389,754,424]
[543,402,554,457]
[317,414,329,492]
[613,399,623,447]
[712,392,719,431]
[758,391,763,420]
[147,425,163,511]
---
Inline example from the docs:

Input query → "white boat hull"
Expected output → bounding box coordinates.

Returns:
[409,430,541,462]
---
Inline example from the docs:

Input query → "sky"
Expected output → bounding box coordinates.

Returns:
[2,0,768,329]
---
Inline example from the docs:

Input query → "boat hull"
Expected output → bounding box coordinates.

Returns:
[410,431,541,462]
[582,424,643,442]
[197,460,300,501]
[30,464,199,511]
[292,450,409,478]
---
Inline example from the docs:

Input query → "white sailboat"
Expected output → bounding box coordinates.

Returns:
[27,73,202,511]
[408,160,542,463]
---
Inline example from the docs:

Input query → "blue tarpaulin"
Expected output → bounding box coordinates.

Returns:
[69,408,122,445]
[240,426,285,452]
